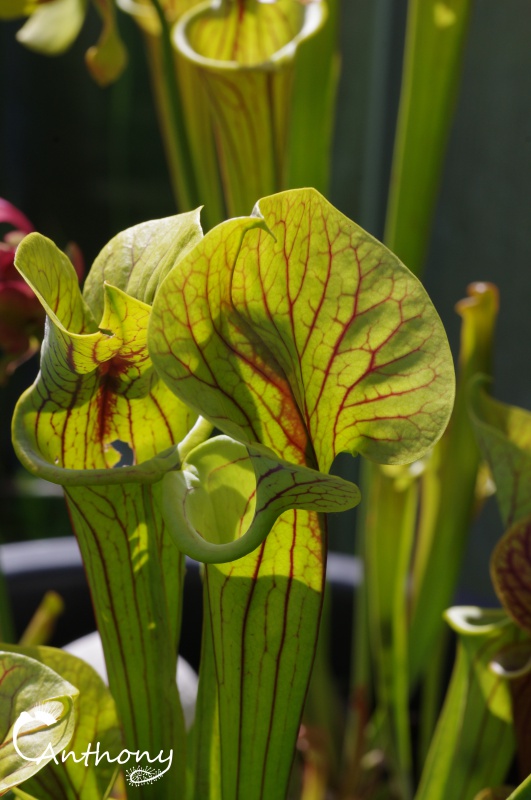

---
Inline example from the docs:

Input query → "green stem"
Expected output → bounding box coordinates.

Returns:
[178,416,213,462]
[339,465,372,798]
[391,479,417,799]
[363,462,418,799]
[384,0,473,276]
[148,0,199,212]
[417,626,448,768]
[19,590,64,646]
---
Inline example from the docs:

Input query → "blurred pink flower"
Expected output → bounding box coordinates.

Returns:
[0,199,83,383]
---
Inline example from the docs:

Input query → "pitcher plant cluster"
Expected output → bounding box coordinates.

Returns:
[0,186,456,798]
[1,0,530,799]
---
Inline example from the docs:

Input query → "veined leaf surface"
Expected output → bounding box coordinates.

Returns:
[150,188,455,472]
[2,645,121,800]
[162,435,360,562]
[0,650,78,795]
[174,3,325,216]
[150,188,454,798]
[12,214,203,799]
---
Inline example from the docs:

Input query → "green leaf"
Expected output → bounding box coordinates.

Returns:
[82,209,203,323]
[285,0,339,195]
[13,229,197,485]
[416,607,520,800]
[0,650,78,794]
[149,187,454,799]
[150,187,455,473]
[1,645,122,800]
[197,513,325,800]
[186,594,221,800]
[363,462,418,790]
[470,380,531,528]
[508,774,531,800]
[16,0,87,55]
[174,3,326,216]
[12,216,204,798]
[63,481,187,798]
[162,434,360,562]
[445,607,517,722]
[384,0,474,276]
[409,282,499,683]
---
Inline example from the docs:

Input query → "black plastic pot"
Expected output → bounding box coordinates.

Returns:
[1,537,361,685]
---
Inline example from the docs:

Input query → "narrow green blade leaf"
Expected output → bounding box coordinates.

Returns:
[409,282,499,682]
[162,435,360,562]
[0,650,78,794]
[285,0,340,194]
[2,645,121,800]
[186,592,221,800]
[363,462,418,790]
[384,0,474,276]
[508,774,531,800]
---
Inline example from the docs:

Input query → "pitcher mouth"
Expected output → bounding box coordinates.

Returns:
[173,0,325,72]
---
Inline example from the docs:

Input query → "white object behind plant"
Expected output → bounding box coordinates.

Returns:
[64,631,198,729]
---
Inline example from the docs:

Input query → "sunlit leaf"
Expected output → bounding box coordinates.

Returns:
[0,650,77,794]
[12,214,204,799]
[149,187,454,798]
[162,435,360,562]
[83,208,203,323]
[150,188,455,472]
[2,645,121,800]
